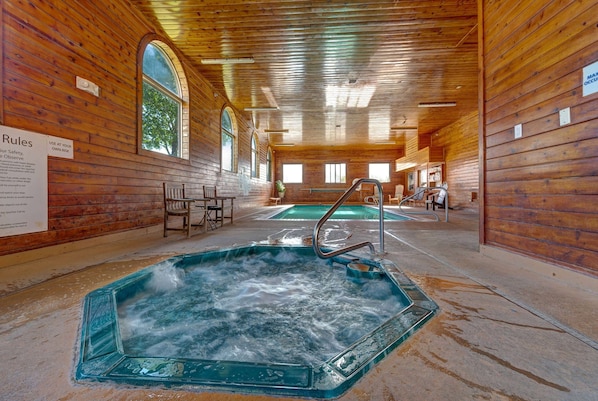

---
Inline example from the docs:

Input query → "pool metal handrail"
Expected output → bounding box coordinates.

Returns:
[313,178,384,259]
[397,186,448,222]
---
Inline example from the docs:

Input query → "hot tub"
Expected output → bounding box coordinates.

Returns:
[76,245,437,398]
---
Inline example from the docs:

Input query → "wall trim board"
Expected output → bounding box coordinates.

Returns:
[0,225,162,270]
[477,0,486,245]
[480,245,598,286]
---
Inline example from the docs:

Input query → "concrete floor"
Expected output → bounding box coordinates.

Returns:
[1,207,597,401]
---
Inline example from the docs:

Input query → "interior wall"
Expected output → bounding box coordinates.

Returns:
[431,111,479,211]
[481,0,598,276]
[273,148,405,204]
[0,0,271,256]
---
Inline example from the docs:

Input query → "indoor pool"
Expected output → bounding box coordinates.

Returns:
[76,245,437,398]
[269,204,409,220]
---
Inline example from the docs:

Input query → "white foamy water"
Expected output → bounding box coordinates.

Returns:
[117,249,407,366]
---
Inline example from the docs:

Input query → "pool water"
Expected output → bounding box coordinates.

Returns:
[270,204,409,220]
[76,245,438,398]
[118,250,408,367]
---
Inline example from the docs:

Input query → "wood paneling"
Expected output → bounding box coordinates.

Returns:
[274,148,404,204]
[481,0,598,276]
[0,0,272,255]
[127,0,479,149]
[431,111,479,210]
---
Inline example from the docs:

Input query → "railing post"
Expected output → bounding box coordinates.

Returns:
[313,178,384,259]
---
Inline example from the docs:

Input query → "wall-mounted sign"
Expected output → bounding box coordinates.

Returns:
[0,125,48,237]
[582,60,598,97]
[48,135,74,158]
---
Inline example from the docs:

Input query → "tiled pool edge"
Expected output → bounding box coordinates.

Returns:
[75,245,438,399]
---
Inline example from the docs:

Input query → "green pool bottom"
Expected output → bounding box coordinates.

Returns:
[76,245,438,399]
[269,204,410,220]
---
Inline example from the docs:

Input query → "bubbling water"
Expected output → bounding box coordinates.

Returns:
[117,250,407,367]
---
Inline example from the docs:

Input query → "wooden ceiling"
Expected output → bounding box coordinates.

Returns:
[130,0,479,150]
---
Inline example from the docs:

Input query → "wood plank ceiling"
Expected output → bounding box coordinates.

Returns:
[130,0,479,150]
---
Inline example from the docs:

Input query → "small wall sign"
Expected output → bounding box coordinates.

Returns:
[582,60,598,97]
[48,135,74,159]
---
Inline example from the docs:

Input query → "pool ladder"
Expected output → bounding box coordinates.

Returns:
[313,178,385,259]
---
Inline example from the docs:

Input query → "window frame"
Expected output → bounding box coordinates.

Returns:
[266,147,273,182]
[368,162,391,183]
[221,107,238,172]
[250,132,259,178]
[324,162,347,184]
[282,163,303,183]
[138,38,189,160]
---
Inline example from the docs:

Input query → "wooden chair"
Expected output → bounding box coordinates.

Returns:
[163,183,204,237]
[203,185,223,229]
[388,184,404,205]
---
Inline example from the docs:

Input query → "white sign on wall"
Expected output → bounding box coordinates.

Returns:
[48,135,74,158]
[582,60,598,97]
[0,126,49,237]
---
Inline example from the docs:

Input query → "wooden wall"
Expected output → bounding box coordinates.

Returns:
[431,111,479,210]
[273,148,405,204]
[480,0,598,275]
[0,0,272,256]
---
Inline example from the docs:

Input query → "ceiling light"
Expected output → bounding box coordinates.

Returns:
[276,143,295,147]
[418,102,457,108]
[326,84,376,108]
[201,57,255,65]
[265,129,289,133]
[390,126,418,131]
[244,107,279,112]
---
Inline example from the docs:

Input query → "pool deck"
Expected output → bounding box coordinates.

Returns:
[1,206,597,401]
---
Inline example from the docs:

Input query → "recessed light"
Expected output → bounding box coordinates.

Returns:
[201,57,255,65]
[244,107,279,112]
[418,102,457,107]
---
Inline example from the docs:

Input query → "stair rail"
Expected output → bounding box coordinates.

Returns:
[313,178,384,259]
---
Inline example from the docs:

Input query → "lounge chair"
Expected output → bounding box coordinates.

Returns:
[364,185,381,205]
[388,184,404,205]
[405,187,427,207]
[428,183,449,210]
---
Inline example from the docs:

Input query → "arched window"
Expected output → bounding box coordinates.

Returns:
[250,133,259,178]
[266,147,273,182]
[221,107,237,172]
[140,40,188,158]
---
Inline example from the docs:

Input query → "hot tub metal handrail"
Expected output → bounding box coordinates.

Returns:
[313,178,384,259]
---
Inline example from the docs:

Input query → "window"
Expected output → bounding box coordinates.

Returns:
[266,147,273,182]
[325,163,346,183]
[282,163,303,183]
[368,163,390,182]
[141,41,187,158]
[221,108,237,172]
[250,133,259,178]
